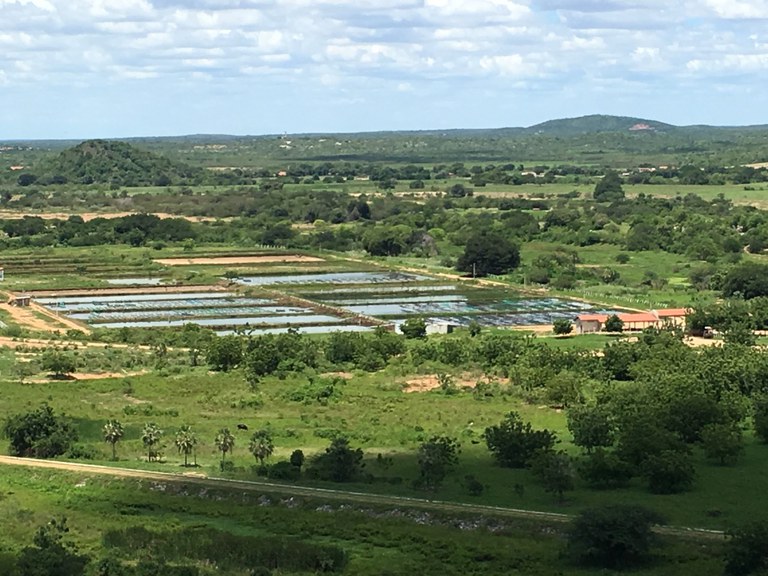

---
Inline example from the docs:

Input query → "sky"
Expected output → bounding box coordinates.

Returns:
[1,0,768,139]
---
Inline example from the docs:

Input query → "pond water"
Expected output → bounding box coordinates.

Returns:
[37,295,274,314]
[71,305,310,323]
[215,324,374,336]
[96,314,343,330]
[330,295,594,320]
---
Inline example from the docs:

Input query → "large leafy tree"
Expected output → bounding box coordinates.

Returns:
[484,411,556,468]
[3,404,77,458]
[40,350,77,379]
[567,404,614,453]
[456,230,520,277]
[566,505,663,569]
[415,436,460,492]
[102,419,124,461]
[593,170,625,202]
[310,437,365,482]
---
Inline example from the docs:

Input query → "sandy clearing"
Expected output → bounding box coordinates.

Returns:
[154,255,324,266]
[28,371,145,383]
[1,303,55,332]
[0,211,220,223]
[403,373,481,393]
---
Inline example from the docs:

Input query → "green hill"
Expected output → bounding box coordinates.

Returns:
[38,139,203,186]
[527,114,675,135]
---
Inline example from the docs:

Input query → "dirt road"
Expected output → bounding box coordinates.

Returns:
[0,455,725,541]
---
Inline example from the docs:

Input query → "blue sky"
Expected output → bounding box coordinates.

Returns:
[1,0,768,139]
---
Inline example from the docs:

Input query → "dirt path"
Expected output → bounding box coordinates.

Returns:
[0,456,725,541]
[154,255,324,266]
[0,303,54,331]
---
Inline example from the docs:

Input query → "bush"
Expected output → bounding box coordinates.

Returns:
[3,404,78,458]
[643,449,695,494]
[578,449,633,489]
[484,412,556,468]
[566,505,663,569]
[724,521,768,576]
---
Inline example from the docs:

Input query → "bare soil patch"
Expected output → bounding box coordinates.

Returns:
[154,255,324,266]
[321,371,355,379]
[403,373,480,393]
[0,211,218,223]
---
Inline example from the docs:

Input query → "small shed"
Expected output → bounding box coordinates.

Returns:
[575,314,608,334]
[11,294,31,307]
[426,322,457,335]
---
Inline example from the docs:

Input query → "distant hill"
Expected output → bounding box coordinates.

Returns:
[38,139,203,186]
[527,114,675,135]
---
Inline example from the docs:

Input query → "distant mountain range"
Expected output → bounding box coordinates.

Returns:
[6,115,768,145]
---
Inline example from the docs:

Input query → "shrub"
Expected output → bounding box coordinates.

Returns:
[566,505,663,569]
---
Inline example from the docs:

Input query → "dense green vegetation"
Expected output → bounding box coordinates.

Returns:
[5,117,768,574]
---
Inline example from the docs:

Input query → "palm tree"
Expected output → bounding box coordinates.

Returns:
[214,428,235,463]
[102,419,124,461]
[175,424,198,467]
[249,430,274,466]
[141,422,163,462]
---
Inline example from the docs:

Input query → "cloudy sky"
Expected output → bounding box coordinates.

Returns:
[1,0,767,139]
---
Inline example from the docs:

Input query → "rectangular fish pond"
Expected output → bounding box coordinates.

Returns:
[302,286,614,328]
[35,290,362,333]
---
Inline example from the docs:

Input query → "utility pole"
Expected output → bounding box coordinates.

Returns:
[472,262,476,278]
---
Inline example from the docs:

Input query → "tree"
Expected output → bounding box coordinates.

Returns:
[724,323,757,346]
[3,404,77,458]
[604,314,624,333]
[456,230,520,277]
[205,335,243,371]
[567,404,614,452]
[15,517,89,576]
[552,319,573,336]
[400,317,427,339]
[593,170,625,202]
[102,419,124,461]
[309,437,364,482]
[415,436,460,492]
[141,422,163,462]
[290,449,305,470]
[722,261,768,299]
[484,411,557,468]
[214,428,235,463]
[724,521,768,576]
[566,505,663,569]
[248,429,274,465]
[753,394,768,443]
[578,449,634,489]
[531,450,575,503]
[175,424,198,467]
[40,350,77,378]
[700,423,743,465]
[643,449,695,494]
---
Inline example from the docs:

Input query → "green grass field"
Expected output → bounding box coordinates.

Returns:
[0,464,728,576]
[0,355,766,533]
